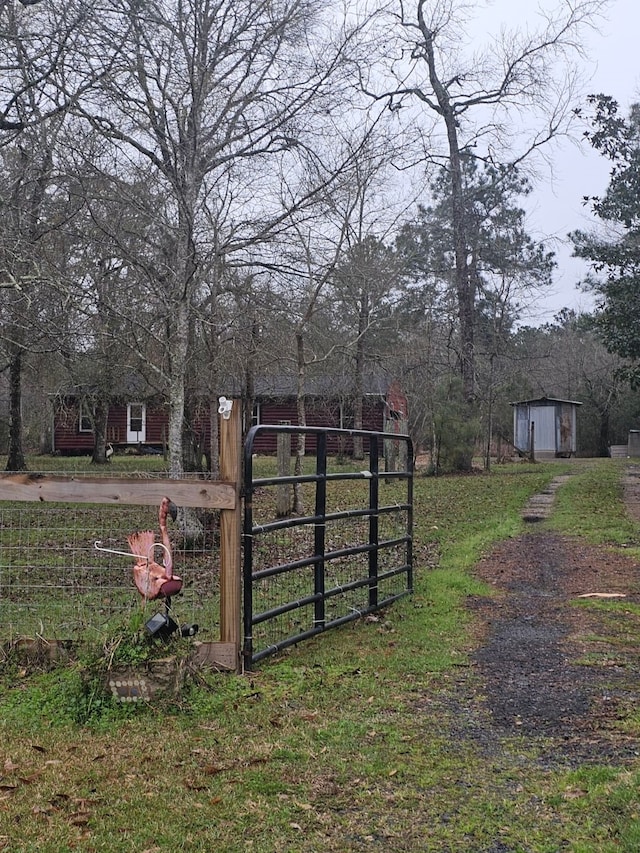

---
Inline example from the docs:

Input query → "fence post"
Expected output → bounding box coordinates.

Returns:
[368,434,379,609]
[313,431,327,630]
[219,399,242,671]
[529,421,535,463]
[276,429,291,517]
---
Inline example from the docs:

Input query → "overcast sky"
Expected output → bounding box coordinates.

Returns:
[490,0,640,324]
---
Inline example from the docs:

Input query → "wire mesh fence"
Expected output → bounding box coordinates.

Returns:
[1,424,411,667]
[0,498,220,645]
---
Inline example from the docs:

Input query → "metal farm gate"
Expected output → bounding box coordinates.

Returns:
[0,411,411,674]
[242,425,413,667]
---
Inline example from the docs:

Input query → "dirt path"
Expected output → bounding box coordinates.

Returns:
[464,470,640,766]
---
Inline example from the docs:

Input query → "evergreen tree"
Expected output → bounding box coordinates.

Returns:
[572,96,640,382]
[396,159,554,469]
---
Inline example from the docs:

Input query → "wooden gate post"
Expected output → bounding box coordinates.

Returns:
[219,398,242,671]
[276,430,291,517]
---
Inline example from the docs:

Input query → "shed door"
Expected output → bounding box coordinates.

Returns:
[530,406,556,452]
[514,405,530,452]
[127,402,146,444]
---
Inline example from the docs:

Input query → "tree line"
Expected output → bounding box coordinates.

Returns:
[1,0,637,473]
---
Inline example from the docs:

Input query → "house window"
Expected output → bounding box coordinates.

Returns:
[339,402,354,430]
[79,399,93,433]
[252,402,261,427]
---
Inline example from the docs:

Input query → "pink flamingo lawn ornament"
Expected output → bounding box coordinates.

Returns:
[127,497,182,601]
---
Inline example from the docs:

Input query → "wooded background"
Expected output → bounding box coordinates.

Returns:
[1,0,637,472]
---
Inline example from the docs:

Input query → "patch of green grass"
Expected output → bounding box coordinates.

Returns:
[0,453,170,476]
[2,457,640,851]
[550,459,640,553]
[541,766,640,853]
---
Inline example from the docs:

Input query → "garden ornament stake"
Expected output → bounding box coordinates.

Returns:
[95,496,181,602]
[127,496,181,601]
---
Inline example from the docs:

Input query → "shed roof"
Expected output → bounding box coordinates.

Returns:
[510,396,582,407]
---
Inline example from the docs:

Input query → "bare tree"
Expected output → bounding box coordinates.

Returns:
[0,119,70,468]
[0,0,127,466]
[69,0,365,476]
[0,0,112,136]
[327,130,415,458]
[282,214,349,512]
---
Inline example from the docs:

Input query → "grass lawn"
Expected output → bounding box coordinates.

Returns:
[1,456,640,851]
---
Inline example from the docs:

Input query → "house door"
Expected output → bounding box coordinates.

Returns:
[127,402,146,444]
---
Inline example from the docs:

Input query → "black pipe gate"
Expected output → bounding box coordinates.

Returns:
[242,425,413,667]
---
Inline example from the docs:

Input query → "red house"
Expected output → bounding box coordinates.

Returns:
[52,397,171,455]
[51,375,408,456]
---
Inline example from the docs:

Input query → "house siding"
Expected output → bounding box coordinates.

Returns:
[53,401,168,455]
[53,385,407,456]
[249,398,387,454]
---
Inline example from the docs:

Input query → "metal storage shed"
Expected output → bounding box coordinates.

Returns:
[511,397,582,459]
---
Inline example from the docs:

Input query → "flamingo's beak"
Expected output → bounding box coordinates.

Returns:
[168,500,178,522]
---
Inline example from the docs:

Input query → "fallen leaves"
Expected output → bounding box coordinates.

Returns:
[0,746,104,845]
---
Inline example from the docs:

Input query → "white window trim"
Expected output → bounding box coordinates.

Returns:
[126,402,146,443]
[79,399,93,433]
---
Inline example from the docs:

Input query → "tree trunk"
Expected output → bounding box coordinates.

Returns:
[91,398,110,464]
[243,319,258,452]
[598,407,611,458]
[6,347,27,471]
[352,302,366,461]
[420,19,474,404]
[208,399,220,480]
[168,299,189,478]
[419,11,476,470]
[484,354,496,472]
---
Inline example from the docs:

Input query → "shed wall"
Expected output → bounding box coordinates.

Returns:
[512,400,579,456]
